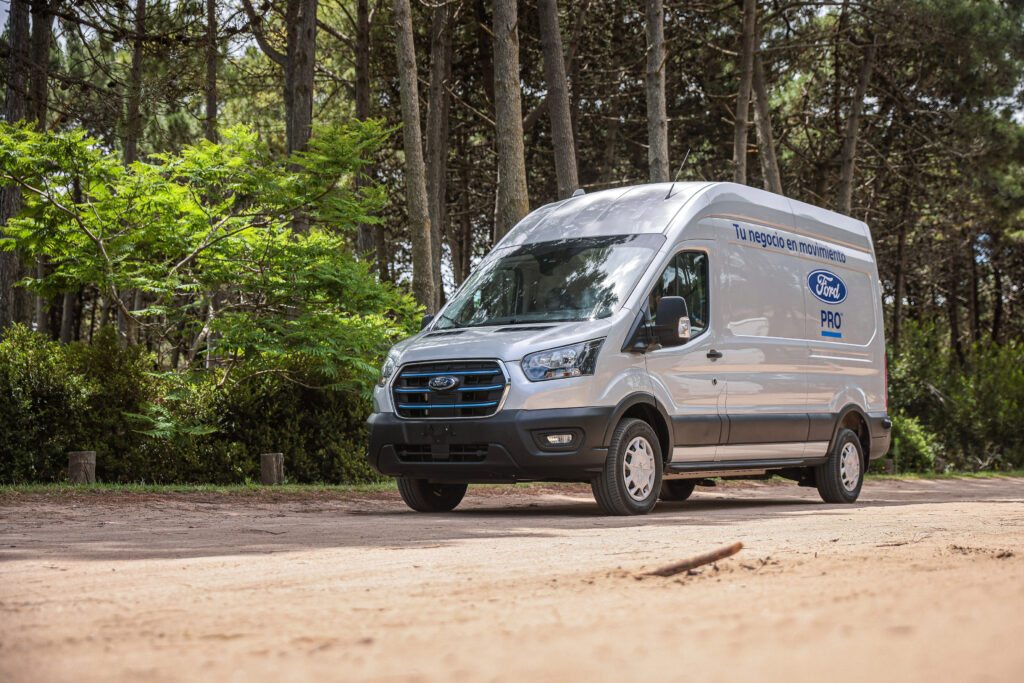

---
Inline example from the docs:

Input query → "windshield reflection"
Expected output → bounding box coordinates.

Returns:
[436,234,664,329]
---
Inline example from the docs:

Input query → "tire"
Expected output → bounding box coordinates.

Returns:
[396,478,468,512]
[591,418,663,515]
[659,479,696,502]
[815,428,865,503]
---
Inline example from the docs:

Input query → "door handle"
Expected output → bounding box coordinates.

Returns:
[706,349,723,359]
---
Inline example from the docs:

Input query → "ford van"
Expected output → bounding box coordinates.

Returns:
[367,182,891,515]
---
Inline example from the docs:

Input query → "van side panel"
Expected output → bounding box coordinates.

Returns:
[799,230,885,423]
[711,217,810,460]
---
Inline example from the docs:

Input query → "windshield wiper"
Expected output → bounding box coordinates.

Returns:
[437,313,463,328]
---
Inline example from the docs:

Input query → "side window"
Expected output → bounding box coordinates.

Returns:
[648,251,709,338]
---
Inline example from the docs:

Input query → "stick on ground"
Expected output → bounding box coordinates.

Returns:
[644,542,743,577]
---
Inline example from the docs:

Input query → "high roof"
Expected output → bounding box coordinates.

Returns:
[495,182,711,247]
[496,182,874,254]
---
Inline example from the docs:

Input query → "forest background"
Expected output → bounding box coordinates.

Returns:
[0,0,1021,483]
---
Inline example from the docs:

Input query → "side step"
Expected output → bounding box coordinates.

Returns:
[664,457,826,479]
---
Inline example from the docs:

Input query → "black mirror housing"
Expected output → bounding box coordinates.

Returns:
[420,314,435,331]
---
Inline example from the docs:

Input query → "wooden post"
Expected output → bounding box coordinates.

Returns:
[68,451,96,484]
[261,453,284,485]
[884,458,895,475]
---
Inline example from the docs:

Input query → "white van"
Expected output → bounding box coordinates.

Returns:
[368,182,891,515]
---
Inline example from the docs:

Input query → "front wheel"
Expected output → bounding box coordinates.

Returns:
[591,418,663,515]
[815,428,865,503]
[396,478,468,512]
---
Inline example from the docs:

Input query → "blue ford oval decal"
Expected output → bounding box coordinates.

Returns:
[428,375,460,391]
[808,269,847,305]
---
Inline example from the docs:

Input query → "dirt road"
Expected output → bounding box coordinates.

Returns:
[2,478,1023,682]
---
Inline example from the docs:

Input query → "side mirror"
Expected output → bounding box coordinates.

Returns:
[654,296,691,347]
[420,314,435,331]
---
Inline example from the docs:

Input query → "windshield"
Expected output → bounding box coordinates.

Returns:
[435,234,665,329]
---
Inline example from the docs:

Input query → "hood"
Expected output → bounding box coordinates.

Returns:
[389,316,622,366]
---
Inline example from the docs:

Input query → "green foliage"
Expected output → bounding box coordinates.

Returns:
[889,413,939,473]
[0,121,419,394]
[0,327,382,484]
[0,120,415,485]
[0,325,88,482]
[888,319,1024,471]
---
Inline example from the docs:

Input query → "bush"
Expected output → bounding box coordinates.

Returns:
[0,326,88,481]
[888,319,1024,470]
[0,326,379,484]
[889,413,939,473]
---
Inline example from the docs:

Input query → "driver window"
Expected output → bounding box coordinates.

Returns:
[648,251,709,337]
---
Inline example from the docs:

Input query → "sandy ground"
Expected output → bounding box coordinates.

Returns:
[1,478,1023,682]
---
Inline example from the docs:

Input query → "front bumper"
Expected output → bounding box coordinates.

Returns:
[367,407,614,483]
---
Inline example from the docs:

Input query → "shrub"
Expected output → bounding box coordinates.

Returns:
[0,325,87,482]
[888,319,1024,470]
[0,327,380,484]
[889,412,939,473]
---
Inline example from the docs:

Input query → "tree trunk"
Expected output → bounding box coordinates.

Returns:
[125,0,147,165]
[241,0,316,156]
[732,0,756,185]
[285,0,317,155]
[355,0,376,262]
[892,221,906,352]
[644,0,669,182]
[474,0,495,110]
[751,51,782,194]
[205,0,218,143]
[0,0,31,333]
[28,0,53,128]
[538,0,578,199]
[393,0,435,310]
[425,1,453,309]
[968,234,980,344]
[60,289,75,344]
[947,246,964,365]
[990,250,1003,345]
[837,40,876,215]
[29,0,55,335]
[492,0,529,241]
[448,132,471,287]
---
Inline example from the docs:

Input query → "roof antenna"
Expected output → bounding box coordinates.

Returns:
[664,148,692,200]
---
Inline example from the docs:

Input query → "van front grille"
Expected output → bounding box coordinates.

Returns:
[391,360,506,419]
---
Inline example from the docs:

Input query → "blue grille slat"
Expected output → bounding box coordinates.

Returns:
[398,401,498,409]
[400,370,500,377]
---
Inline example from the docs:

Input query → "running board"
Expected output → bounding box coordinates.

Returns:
[664,457,827,478]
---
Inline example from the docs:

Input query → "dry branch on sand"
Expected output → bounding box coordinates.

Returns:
[644,542,744,577]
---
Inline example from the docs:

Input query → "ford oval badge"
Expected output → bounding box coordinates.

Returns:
[807,269,847,305]
[428,375,460,391]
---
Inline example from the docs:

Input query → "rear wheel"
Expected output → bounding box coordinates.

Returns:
[815,428,864,503]
[659,479,696,502]
[396,478,468,512]
[591,418,663,515]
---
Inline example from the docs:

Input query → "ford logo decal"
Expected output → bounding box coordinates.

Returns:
[808,269,847,305]
[428,375,460,391]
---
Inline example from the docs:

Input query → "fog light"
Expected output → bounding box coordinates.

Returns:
[545,433,574,446]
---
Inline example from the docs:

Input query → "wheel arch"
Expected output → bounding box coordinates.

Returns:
[831,404,871,459]
[603,393,674,464]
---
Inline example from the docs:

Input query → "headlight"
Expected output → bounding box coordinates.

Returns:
[522,339,604,381]
[378,355,398,387]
